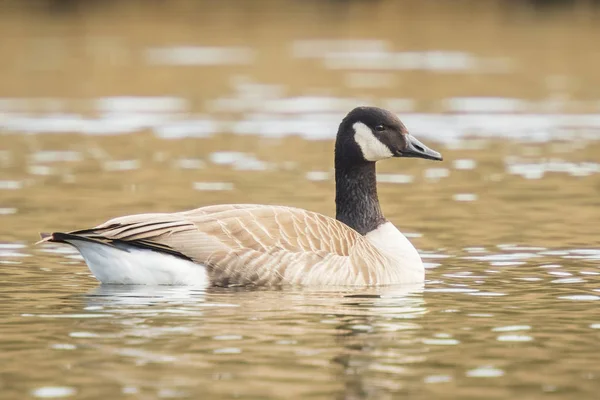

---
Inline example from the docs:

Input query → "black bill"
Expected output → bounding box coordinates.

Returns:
[399,134,443,161]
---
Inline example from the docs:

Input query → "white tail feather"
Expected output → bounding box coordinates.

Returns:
[66,240,208,286]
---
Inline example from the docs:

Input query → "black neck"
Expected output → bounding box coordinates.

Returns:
[335,161,386,236]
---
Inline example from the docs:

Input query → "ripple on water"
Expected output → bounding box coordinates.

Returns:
[492,325,531,332]
[420,254,452,259]
[506,159,600,179]
[276,339,298,345]
[213,347,242,354]
[540,264,562,269]
[422,338,460,345]
[539,250,569,256]
[38,245,79,255]
[28,165,54,176]
[30,150,82,163]
[174,158,205,169]
[466,366,505,378]
[193,182,233,191]
[95,96,187,113]
[468,313,494,318]
[0,243,26,249]
[154,118,217,138]
[213,335,243,341]
[103,160,140,171]
[424,167,450,180]
[69,332,100,338]
[558,295,600,301]
[452,193,478,202]
[464,247,488,253]
[31,387,76,398]
[427,288,479,293]
[443,273,486,279]
[467,292,506,297]
[424,375,452,384]
[497,335,533,342]
[514,277,543,282]
[465,252,539,265]
[498,245,547,251]
[0,180,23,190]
[4,93,600,139]
[0,243,31,258]
[122,387,139,395]
[157,388,189,398]
[146,46,255,66]
[490,261,525,266]
[305,171,330,181]
[376,173,414,184]
[552,278,586,284]
[453,159,476,170]
[568,249,600,256]
[563,249,600,260]
[209,151,269,171]
[26,313,111,319]
[548,271,572,276]
[50,344,77,350]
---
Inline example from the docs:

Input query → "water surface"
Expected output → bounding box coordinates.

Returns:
[2,133,600,399]
[2,2,600,399]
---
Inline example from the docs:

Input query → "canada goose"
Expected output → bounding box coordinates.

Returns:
[39,106,442,287]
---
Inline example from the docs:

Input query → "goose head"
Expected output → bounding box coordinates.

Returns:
[336,106,443,165]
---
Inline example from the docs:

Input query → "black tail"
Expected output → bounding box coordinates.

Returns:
[36,232,190,260]
[36,232,120,249]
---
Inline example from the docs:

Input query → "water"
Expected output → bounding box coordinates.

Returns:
[2,2,600,399]
[2,132,600,399]
[3,271,600,399]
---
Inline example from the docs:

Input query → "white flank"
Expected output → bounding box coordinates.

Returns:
[66,240,209,286]
[365,222,424,283]
[353,122,393,161]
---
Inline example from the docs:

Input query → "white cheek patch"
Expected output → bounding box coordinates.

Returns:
[353,122,394,161]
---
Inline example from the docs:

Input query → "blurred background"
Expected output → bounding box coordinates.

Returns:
[2,0,599,247]
[2,1,600,399]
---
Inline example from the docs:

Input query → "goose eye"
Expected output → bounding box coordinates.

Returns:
[375,125,385,132]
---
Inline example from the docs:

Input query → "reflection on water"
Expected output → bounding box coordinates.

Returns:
[2,1,600,399]
[2,93,600,142]
[2,243,600,399]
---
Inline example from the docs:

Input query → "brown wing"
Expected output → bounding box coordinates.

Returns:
[66,204,379,286]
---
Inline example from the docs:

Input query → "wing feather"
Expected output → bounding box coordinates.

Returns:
[63,204,384,286]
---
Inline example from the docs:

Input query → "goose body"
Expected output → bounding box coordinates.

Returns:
[39,107,442,287]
